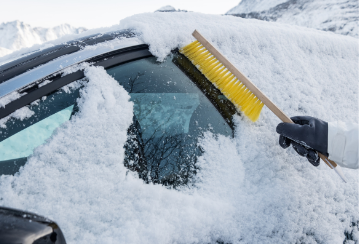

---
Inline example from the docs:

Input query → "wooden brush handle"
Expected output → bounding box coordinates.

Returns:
[192,30,337,169]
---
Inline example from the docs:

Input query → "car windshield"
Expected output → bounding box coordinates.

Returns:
[0,51,237,186]
[106,52,235,185]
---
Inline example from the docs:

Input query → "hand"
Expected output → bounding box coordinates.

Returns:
[276,116,328,167]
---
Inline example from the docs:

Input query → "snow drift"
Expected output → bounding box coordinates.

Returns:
[0,12,358,244]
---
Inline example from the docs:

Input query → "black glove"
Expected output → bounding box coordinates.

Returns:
[276,116,328,167]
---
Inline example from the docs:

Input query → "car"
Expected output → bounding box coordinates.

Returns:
[0,29,238,243]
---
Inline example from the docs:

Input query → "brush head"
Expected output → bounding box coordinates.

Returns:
[180,40,264,122]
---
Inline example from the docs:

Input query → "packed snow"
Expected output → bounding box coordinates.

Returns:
[0,20,86,57]
[227,0,359,38]
[0,12,358,244]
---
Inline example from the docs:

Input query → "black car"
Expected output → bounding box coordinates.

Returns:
[0,30,238,243]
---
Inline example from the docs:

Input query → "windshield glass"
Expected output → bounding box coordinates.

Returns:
[106,52,236,186]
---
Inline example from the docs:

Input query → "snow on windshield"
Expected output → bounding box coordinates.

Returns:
[0,12,358,244]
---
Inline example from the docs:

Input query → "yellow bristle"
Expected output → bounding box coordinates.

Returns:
[180,41,264,121]
[201,56,216,68]
[234,88,251,105]
[232,85,247,102]
[214,72,232,87]
[241,94,256,111]
[180,41,201,53]
[227,83,245,101]
[209,66,226,81]
[194,52,211,65]
[248,102,264,122]
[186,45,203,57]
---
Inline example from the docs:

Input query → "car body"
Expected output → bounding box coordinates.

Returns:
[0,30,238,243]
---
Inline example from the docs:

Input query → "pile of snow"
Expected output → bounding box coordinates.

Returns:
[0,12,358,243]
[227,0,359,38]
[0,20,87,57]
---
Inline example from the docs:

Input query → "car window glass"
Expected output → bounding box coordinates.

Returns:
[0,88,81,175]
[0,105,73,161]
[106,52,236,186]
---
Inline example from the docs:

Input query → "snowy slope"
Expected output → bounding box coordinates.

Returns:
[0,20,86,56]
[227,0,358,38]
[0,12,358,244]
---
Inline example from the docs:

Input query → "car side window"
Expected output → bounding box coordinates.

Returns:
[106,52,236,186]
[0,87,81,175]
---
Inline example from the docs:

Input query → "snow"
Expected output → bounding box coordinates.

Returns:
[0,47,12,57]
[0,12,358,243]
[227,0,288,13]
[155,5,177,12]
[0,21,86,56]
[0,90,33,128]
[0,24,134,66]
[0,106,34,128]
[227,0,359,38]
[0,91,23,108]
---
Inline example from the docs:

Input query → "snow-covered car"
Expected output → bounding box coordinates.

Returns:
[0,11,357,244]
[0,30,237,243]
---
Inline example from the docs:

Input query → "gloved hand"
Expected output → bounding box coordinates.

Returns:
[276,116,328,167]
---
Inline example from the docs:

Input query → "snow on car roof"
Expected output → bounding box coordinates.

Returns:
[0,12,357,244]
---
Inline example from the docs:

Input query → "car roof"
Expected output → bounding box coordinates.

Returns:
[0,29,143,99]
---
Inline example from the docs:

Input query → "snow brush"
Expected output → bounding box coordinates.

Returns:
[180,30,347,183]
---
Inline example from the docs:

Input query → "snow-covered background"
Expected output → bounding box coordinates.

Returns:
[0,3,358,244]
[0,20,86,57]
[227,0,359,38]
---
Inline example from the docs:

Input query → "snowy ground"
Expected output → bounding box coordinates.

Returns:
[0,12,358,244]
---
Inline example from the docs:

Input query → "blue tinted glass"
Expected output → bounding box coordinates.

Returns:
[0,88,80,175]
[0,105,73,161]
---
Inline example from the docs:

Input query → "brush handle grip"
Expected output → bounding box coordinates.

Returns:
[192,30,338,169]
[318,153,338,168]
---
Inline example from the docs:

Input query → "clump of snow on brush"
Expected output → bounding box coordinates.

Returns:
[0,12,357,243]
